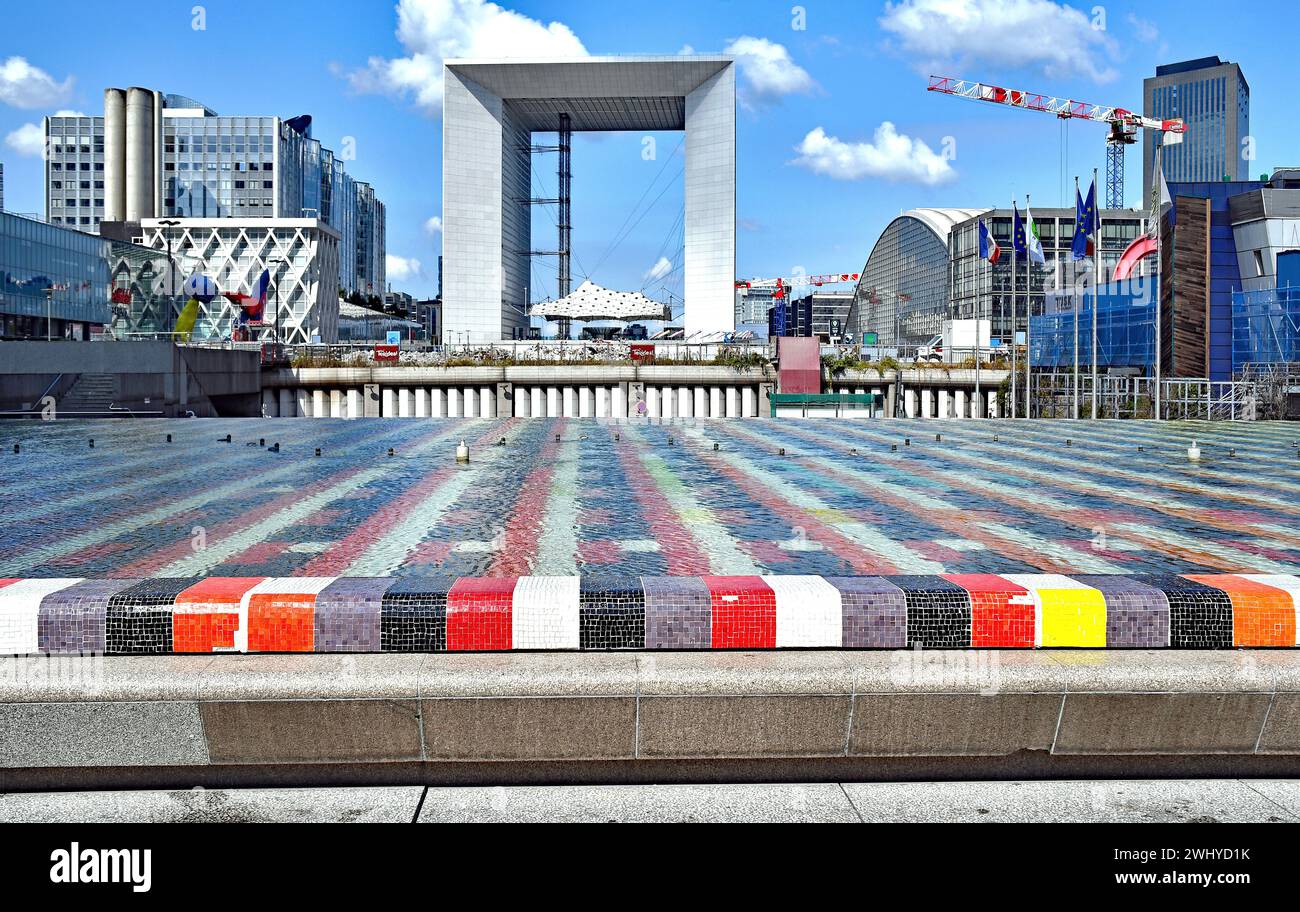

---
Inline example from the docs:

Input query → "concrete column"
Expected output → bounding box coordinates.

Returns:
[261,390,277,418]
[562,386,576,418]
[938,389,950,419]
[595,386,609,418]
[709,386,723,418]
[414,388,429,418]
[447,388,462,418]
[278,389,294,418]
[725,386,739,418]
[480,386,495,418]
[742,386,757,418]
[920,389,933,419]
[646,386,660,418]
[463,387,478,418]
[546,387,560,418]
[103,89,127,223]
[661,387,675,420]
[381,388,395,417]
[693,386,708,418]
[613,384,628,419]
[329,390,344,418]
[312,389,327,419]
[988,391,1000,418]
[579,386,593,418]
[398,389,412,418]
[904,388,916,418]
[431,387,446,418]
[515,385,530,417]
[677,386,692,418]
[886,384,897,418]
[125,87,156,222]
[531,386,544,418]
[296,388,311,418]
[345,388,361,419]
[955,389,968,419]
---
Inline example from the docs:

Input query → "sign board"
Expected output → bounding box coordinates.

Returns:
[630,343,655,363]
[386,330,402,346]
[373,344,400,363]
[862,332,879,346]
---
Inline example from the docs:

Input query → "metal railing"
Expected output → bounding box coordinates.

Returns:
[1026,372,1258,420]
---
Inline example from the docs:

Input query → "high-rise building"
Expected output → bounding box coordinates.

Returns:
[0,161,5,211]
[1143,57,1250,207]
[43,88,384,297]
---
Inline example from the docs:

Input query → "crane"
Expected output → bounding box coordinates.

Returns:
[926,75,1185,209]
[736,272,861,298]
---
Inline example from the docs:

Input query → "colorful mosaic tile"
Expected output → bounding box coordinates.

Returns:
[703,576,776,649]
[380,576,453,652]
[2,579,82,655]
[173,577,264,654]
[1135,575,1234,649]
[642,576,712,649]
[825,576,907,648]
[316,577,395,652]
[447,576,516,651]
[1072,575,1170,648]
[106,578,196,654]
[36,579,134,654]
[944,574,1034,648]
[1186,574,1296,647]
[1004,574,1107,648]
[893,575,972,648]
[245,577,334,653]
[579,575,645,650]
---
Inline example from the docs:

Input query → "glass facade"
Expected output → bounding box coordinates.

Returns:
[1031,280,1157,371]
[0,211,111,339]
[1233,286,1300,373]
[44,114,105,231]
[847,214,951,348]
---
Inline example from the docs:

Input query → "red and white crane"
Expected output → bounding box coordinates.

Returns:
[735,272,861,299]
[926,75,1185,209]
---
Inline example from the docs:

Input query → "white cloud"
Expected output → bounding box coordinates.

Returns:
[4,122,45,157]
[0,57,74,109]
[1126,13,1158,43]
[791,123,956,185]
[424,215,442,235]
[880,0,1119,83]
[387,254,423,282]
[347,0,587,112]
[724,36,816,102]
[643,256,672,282]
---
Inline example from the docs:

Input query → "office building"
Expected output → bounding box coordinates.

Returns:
[43,88,383,297]
[1143,57,1250,208]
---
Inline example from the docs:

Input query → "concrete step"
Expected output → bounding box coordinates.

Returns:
[2,780,1298,823]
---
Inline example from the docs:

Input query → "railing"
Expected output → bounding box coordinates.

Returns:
[770,393,883,418]
[1027,373,1258,420]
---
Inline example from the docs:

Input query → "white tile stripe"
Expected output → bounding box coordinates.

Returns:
[235,577,337,653]
[764,575,843,648]
[0,579,82,654]
[512,576,580,649]
[1242,575,1300,646]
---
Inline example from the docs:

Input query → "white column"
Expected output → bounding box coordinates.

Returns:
[595,386,609,418]
[904,388,916,418]
[612,384,627,418]
[532,386,545,418]
[398,388,412,418]
[480,386,495,418]
[709,386,723,418]
[414,388,429,418]
[381,388,395,418]
[261,390,277,418]
[463,386,478,418]
[296,388,311,418]
[987,390,1000,418]
[661,387,675,419]
[546,386,560,417]
[579,386,593,418]
[676,386,692,418]
[309,389,324,418]
[346,388,362,419]
[693,386,708,418]
[920,389,933,419]
[447,387,462,418]
[431,387,447,418]
[725,386,739,418]
[742,386,757,418]
[329,390,344,418]
[562,386,576,417]
[955,389,968,419]
[646,386,661,418]
[515,385,530,417]
[938,389,950,419]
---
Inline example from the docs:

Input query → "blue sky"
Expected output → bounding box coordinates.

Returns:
[2,0,1296,303]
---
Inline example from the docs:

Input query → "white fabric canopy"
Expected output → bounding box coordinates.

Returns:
[531,280,668,321]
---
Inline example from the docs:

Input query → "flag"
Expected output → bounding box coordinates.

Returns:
[1159,166,1172,210]
[1024,206,1046,265]
[1013,203,1027,258]
[978,219,1001,265]
[1072,181,1097,261]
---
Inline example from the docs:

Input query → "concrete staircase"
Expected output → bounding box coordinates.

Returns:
[59,373,118,416]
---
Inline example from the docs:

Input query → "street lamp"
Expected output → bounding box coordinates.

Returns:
[158,219,181,336]
[44,286,54,341]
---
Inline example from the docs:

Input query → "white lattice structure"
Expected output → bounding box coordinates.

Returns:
[134,217,341,343]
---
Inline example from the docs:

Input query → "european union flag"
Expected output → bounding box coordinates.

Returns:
[1072,180,1097,261]
[1013,203,1027,257]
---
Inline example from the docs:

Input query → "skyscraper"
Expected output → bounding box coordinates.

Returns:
[1143,57,1250,206]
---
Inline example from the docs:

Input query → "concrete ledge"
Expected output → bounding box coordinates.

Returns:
[2,652,1300,785]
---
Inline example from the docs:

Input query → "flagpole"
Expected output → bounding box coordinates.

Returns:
[1011,199,1018,419]
[1025,193,1032,421]
[1073,176,1081,420]
[1091,167,1101,419]
[1154,141,1164,422]
[975,223,982,415]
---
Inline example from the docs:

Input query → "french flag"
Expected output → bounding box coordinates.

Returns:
[223,269,270,322]
[979,220,1001,265]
